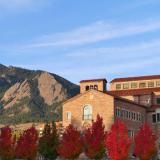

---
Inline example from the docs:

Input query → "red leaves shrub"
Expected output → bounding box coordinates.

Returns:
[105,119,131,160]
[57,124,83,159]
[15,126,38,160]
[0,126,15,160]
[83,115,106,159]
[134,123,157,160]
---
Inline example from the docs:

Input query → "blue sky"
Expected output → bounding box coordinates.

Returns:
[0,0,160,84]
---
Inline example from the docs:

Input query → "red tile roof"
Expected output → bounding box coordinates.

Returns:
[80,78,107,83]
[105,91,147,108]
[110,75,160,83]
[108,87,160,96]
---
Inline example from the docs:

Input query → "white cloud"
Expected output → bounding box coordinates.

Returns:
[56,56,160,82]
[66,38,160,58]
[24,19,160,49]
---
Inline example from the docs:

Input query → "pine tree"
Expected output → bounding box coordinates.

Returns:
[39,122,59,159]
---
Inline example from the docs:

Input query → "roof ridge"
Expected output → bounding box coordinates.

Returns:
[110,74,160,83]
[80,78,107,83]
[109,87,160,96]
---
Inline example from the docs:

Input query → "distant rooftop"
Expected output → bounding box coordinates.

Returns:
[108,87,160,96]
[80,78,107,83]
[110,75,160,83]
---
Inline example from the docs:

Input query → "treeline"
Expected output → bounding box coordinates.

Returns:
[0,96,61,124]
[0,115,157,160]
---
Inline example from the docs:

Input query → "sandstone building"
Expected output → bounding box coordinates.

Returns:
[62,75,160,142]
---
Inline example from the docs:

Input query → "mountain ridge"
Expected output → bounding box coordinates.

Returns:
[0,64,79,124]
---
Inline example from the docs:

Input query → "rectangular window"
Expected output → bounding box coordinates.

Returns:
[131,82,137,89]
[67,112,72,120]
[117,108,119,117]
[126,110,129,119]
[129,112,131,119]
[115,108,118,116]
[136,113,139,121]
[152,114,156,123]
[128,130,134,139]
[138,113,141,121]
[121,109,124,117]
[157,113,160,122]
[157,98,160,104]
[139,82,146,88]
[131,112,134,120]
[148,81,154,88]
[156,81,160,87]
[133,113,136,120]
[116,84,121,90]
[123,83,129,89]
[116,108,121,117]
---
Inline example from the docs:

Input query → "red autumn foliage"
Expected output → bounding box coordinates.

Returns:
[57,124,83,159]
[15,126,38,160]
[105,119,131,160]
[83,115,106,159]
[134,123,157,160]
[0,126,15,160]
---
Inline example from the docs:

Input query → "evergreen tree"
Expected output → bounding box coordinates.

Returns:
[39,122,59,160]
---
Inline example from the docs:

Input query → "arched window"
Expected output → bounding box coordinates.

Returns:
[83,105,92,120]
[94,85,98,90]
[90,85,94,90]
[86,86,89,91]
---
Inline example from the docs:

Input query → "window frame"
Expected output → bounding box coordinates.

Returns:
[131,82,137,89]
[83,105,92,120]
[116,84,121,90]
[86,86,89,91]
[67,111,72,121]
[123,83,129,89]
[156,81,160,87]
[94,85,98,90]
[156,98,160,105]
[148,81,154,88]
[139,82,146,88]
[152,113,156,123]
[90,85,94,90]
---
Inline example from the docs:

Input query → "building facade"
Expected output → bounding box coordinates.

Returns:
[63,75,160,141]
